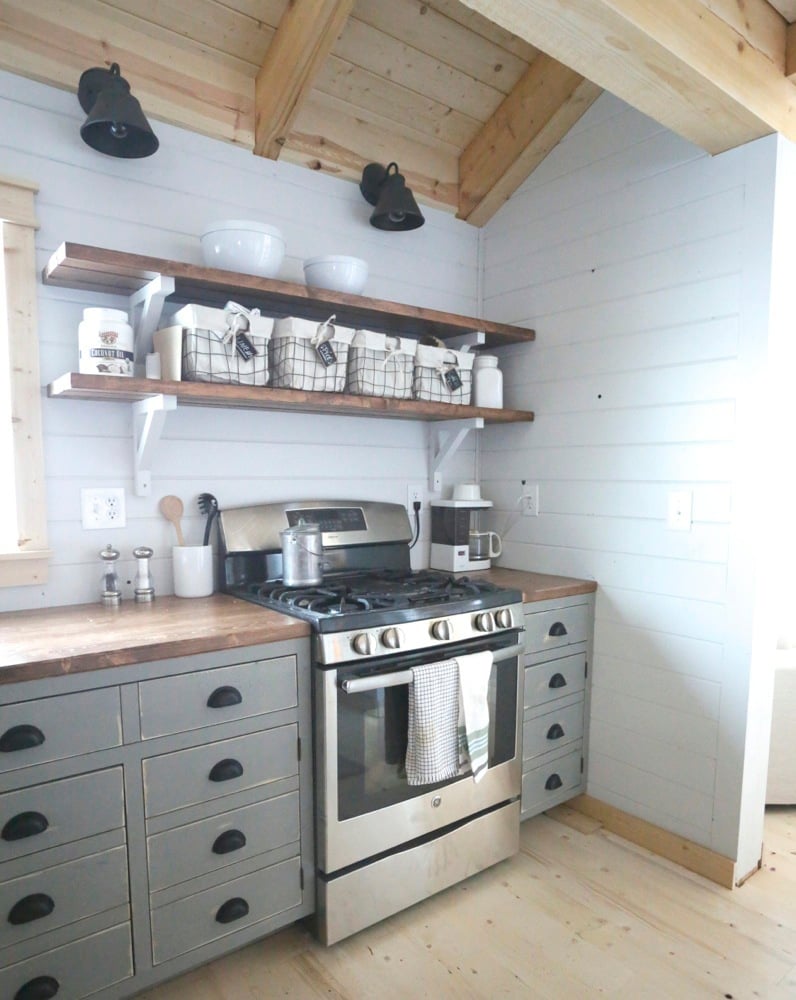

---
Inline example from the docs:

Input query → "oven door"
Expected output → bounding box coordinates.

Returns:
[315,631,523,875]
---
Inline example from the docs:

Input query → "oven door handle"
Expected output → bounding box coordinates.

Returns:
[340,642,525,694]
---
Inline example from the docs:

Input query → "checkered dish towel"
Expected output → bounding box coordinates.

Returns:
[457,651,493,783]
[405,660,460,786]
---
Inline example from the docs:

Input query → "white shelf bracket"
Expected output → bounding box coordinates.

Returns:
[132,394,177,496]
[443,331,486,352]
[129,274,175,365]
[429,417,484,491]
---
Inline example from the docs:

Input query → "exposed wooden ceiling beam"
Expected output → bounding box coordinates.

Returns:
[254,0,356,160]
[456,0,796,153]
[787,21,796,77]
[458,55,601,225]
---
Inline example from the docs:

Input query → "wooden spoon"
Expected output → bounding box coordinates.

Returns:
[159,494,185,546]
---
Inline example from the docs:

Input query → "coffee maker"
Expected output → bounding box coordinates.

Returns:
[430,484,502,572]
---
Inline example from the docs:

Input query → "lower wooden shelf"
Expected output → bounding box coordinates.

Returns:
[47,372,535,424]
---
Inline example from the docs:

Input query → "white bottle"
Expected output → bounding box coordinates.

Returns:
[472,354,503,408]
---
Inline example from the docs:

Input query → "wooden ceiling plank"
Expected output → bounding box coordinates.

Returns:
[427,0,539,62]
[788,21,796,76]
[253,0,356,160]
[459,60,601,224]
[457,0,795,152]
[768,0,796,22]
[699,0,787,70]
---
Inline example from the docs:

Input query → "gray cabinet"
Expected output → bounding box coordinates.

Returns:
[0,636,312,999]
[520,593,594,820]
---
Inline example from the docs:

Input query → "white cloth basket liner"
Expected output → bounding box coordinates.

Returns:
[413,343,474,405]
[174,302,274,385]
[346,329,417,399]
[270,315,355,392]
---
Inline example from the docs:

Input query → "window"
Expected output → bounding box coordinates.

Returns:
[0,175,49,587]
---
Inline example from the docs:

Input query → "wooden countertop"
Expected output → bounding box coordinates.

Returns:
[0,595,310,685]
[0,570,595,685]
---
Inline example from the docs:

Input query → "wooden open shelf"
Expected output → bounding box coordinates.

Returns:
[47,372,534,424]
[43,243,535,348]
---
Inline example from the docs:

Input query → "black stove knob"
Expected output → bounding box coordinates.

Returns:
[475,612,495,633]
[351,633,377,656]
[381,627,404,650]
[494,608,514,629]
[431,619,452,641]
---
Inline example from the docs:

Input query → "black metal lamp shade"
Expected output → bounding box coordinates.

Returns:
[78,63,159,159]
[359,162,424,231]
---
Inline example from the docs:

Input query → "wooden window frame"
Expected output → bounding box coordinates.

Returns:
[0,175,49,587]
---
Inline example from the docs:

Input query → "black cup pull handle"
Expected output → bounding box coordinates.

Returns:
[208,758,244,783]
[0,725,45,753]
[207,686,243,709]
[548,621,568,637]
[545,773,563,791]
[212,829,247,855]
[546,723,565,741]
[2,811,49,842]
[215,897,249,924]
[14,976,60,1000]
[548,673,567,689]
[8,892,55,926]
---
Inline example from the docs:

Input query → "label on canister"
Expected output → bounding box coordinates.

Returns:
[79,314,134,376]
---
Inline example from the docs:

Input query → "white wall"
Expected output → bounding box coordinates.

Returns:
[480,93,779,869]
[0,71,480,612]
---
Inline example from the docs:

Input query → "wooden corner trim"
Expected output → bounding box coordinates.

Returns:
[568,793,736,889]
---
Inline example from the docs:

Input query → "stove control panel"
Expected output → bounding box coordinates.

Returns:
[317,602,525,665]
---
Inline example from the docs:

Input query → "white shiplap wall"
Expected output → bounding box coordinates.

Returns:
[480,93,779,869]
[0,71,480,612]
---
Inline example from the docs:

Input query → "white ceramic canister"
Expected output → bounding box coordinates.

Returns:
[79,307,134,377]
[472,354,503,408]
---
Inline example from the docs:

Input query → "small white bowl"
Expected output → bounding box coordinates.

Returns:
[303,255,368,295]
[200,220,285,278]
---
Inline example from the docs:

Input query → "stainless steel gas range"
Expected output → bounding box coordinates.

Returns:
[218,499,524,945]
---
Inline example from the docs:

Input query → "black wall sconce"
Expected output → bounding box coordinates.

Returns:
[77,63,159,159]
[359,162,424,231]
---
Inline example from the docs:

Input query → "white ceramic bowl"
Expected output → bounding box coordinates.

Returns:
[200,220,285,277]
[303,255,368,295]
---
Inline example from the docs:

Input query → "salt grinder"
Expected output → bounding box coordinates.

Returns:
[99,544,122,607]
[133,546,155,602]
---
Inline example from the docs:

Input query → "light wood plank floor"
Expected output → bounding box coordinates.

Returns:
[141,807,796,999]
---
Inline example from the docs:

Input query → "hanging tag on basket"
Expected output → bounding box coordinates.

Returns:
[235,332,257,361]
[314,314,338,368]
[443,366,463,392]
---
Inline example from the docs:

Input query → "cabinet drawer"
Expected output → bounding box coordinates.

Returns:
[523,701,584,762]
[521,748,583,815]
[0,768,124,866]
[147,790,300,891]
[524,602,591,654]
[0,921,132,999]
[143,724,298,818]
[523,652,586,711]
[138,656,297,739]
[0,845,128,952]
[151,855,301,964]
[0,689,121,774]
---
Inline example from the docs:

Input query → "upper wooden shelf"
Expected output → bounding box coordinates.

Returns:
[43,242,534,347]
[47,372,534,425]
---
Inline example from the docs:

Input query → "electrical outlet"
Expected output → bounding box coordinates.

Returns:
[407,483,424,510]
[81,488,126,529]
[521,483,539,517]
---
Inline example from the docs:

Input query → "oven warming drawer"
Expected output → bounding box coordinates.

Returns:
[315,799,519,945]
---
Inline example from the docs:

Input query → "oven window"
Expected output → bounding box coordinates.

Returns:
[336,658,517,822]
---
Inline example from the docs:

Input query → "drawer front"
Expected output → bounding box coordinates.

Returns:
[139,656,297,739]
[524,652,586,711]
[147,790,300,891]
[524,602,591,654]
[523,701,584,762]
[151,855,301,964]
[143,724,298,818]
[521,748,583,815]
[0,689,121,774]
[0,922,132,999]
[0,768,124,865]
[0,845,128,951]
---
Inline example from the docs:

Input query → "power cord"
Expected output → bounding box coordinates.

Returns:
[409,500,421,549]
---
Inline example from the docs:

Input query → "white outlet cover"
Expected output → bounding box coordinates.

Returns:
[81,488,127,529]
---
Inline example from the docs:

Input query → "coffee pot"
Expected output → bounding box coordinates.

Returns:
[430,484,502,572]
[280,520,328,587]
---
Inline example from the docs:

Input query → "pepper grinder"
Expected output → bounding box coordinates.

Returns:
[133,546,155,602]
[99,544,121,607]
